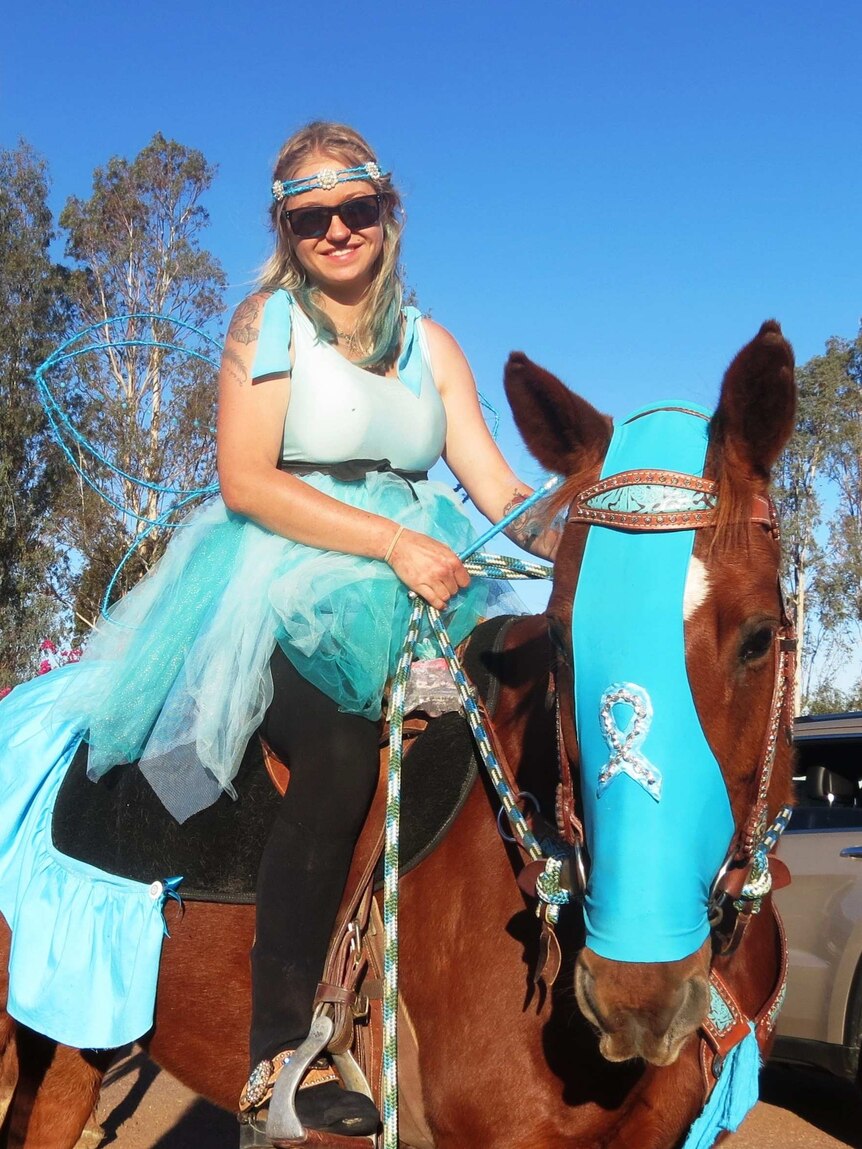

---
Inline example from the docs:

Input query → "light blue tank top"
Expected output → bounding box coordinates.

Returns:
[250,289,447,472]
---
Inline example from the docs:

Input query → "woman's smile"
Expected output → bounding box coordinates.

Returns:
[284,155,385,299]
[321,244,362,261]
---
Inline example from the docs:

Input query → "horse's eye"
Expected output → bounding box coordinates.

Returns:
[739,625,775,665]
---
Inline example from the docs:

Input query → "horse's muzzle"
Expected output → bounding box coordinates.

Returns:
[573,941,711,1066]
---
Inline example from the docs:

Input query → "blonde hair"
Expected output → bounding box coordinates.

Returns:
[259,121,406,372]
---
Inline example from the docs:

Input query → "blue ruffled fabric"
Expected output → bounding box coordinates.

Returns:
[57,473,520,823]
[0,666,170,1048]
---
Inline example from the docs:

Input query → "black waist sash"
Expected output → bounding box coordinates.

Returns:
[279,458,429,483]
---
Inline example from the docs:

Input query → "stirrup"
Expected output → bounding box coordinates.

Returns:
[267,1014,335,1141]
[239,1050,341,1147]
[240,1014,378,1147]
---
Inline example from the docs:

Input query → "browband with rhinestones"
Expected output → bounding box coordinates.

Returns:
[567,468,776,534]
[272,162,387,202]
[568,470,719,531]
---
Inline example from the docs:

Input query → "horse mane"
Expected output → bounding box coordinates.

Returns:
[541,450,608,524]
[713,464,752,552]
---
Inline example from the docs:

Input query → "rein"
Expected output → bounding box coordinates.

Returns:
[381,547,557,1149]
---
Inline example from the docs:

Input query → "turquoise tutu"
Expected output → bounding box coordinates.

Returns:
[58,472,520,822]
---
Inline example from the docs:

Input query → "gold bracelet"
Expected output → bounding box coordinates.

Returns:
[383,524,405,564]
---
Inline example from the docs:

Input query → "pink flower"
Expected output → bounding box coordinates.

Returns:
[38,660,52,675]
[0,686,11,701]
[39,639,57,653]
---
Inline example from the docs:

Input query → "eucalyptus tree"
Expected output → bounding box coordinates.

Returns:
[776,332,862,712]
[826,331,862,631]
[0,142,72,686]
[58,133,226,628]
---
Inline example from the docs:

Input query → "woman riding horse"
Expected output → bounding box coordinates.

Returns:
[0,321,797,1149]
[0,122,557,1146]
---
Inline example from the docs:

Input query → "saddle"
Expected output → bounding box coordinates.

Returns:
[50,620,514,900]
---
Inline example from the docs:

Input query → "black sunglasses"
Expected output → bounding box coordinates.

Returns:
[283,194,383,240]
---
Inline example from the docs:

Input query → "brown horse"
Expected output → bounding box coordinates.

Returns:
[0,320,796,1149]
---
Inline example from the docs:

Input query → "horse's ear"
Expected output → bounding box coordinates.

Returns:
[710,321,796,481]
[504,352,613,476]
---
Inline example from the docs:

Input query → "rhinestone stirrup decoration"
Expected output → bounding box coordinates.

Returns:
[242,1058,278,1109]
[238,1052,338,1114]
[598,682,662,801]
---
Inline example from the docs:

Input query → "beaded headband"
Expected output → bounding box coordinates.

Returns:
[272,162,388,202]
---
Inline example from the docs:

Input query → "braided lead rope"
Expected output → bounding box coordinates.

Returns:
[425,602,545,861]
[463,553,552,581]
[381,595,425,1144]
[762,804,793,852]
[734,803,796,909]
[381,550,554,1149]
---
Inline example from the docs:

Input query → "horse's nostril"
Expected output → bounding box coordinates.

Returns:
[680,975,710,1031]
[574,946,713,1067]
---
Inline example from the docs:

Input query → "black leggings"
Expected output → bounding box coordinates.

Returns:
[250,645,380,1066]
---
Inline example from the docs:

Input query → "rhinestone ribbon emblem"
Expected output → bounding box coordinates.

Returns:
[598,683,662,801]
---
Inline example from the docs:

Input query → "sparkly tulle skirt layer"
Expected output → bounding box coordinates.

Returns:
[58,472,519,823]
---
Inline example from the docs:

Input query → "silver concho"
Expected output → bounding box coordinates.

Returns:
[244,1058,274,1106]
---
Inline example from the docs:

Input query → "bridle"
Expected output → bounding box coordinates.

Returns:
[535,459,796,1091]
[463,454,795,1100]
[563,465,797,957]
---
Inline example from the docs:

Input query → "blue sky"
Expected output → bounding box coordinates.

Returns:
[3,0,861,613]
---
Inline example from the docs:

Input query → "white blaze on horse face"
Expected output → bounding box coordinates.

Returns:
[683,556,711,621]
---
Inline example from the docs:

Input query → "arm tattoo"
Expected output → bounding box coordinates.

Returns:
[502,491,545,548]
[228,297,261,345]
[502,489,566,559]
[222,346,248,387]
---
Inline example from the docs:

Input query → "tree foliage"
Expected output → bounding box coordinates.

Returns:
[56,133,226,627]
[775,327,862,714]
[0,142,73,686]
[826,333,862,627]
[805,675,862,716]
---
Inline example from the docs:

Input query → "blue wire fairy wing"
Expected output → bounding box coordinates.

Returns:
[34,313,223,619]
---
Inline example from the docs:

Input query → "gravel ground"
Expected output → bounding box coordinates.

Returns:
[92,1048,233,1147]
[92,1050,862,1149]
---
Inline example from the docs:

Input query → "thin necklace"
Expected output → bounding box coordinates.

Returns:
[334,319,365,356]
[335,325,360,352]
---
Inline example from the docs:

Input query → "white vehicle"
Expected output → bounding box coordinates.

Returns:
[774,711,862,1084]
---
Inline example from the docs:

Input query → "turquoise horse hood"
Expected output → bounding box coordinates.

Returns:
[572,402,734,963]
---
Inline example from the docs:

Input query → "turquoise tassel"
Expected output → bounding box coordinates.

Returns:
[683,1022,760,1149]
